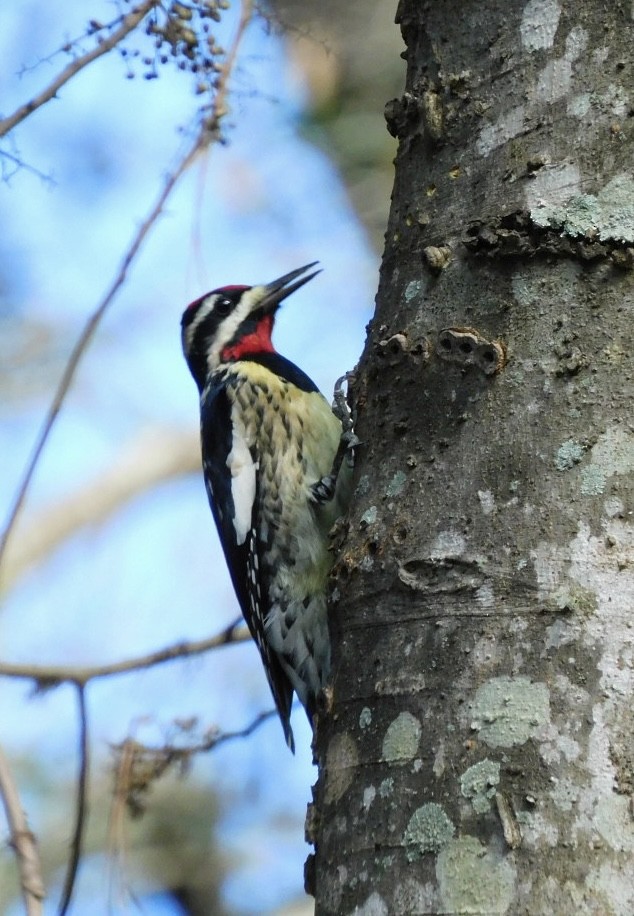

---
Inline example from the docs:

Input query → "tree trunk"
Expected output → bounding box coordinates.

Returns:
[312,1,634,913]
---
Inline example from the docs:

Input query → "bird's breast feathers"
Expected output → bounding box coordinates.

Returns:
[202,360,343,579]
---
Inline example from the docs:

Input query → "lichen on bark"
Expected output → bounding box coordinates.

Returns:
[312,2,634,913]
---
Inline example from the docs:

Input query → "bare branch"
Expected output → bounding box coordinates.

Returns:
[107,731,136,891]
[0,0,255,574]
[206,707,278,748]
[58,686,90,916]
[0,149,55,185]
[1,427,200,595]
[0,742,45,915]
[0,1,160,139]
[0,620,250,688]
[110,709,277,817]
[0,134,198,572]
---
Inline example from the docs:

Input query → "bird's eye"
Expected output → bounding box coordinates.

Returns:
[216,297,233,316]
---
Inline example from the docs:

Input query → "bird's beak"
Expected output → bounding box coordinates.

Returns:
[258,262,321,314]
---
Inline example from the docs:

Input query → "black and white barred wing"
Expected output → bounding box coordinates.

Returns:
[199,378,295,750]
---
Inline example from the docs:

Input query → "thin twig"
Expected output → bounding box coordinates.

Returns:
[0,1,159,139]
[0,742,45,915]
[106,705,278,901]
[111,709,279,814]
[58,686,90,916]
[0,149,55,185]
[107,733,136,905]
[205,707,278,749]
[0,0,255,573]
[0,620,249,688]
[17,13,132,76]
[0,136,199,572]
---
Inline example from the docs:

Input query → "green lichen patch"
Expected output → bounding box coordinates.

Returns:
[386,471,407,498]
[551,583,597,616]
[460,759,501,814]
[325,733,359,805]
[531,174,634,243]
[577,428,634,496]
[594,795,634,853]
[555,439,584,471]
[520,0,561,52]
[360,505,378,526]
[586,862,634,913]
[382,711,422,762]
[403,803,455,859]
[405,280,422,301]
[580,465,606,495]
[437,836,517,913]
[359,707,373,729]
[596,175,634,242]
[470,676,550,748]
[589,427,634,477]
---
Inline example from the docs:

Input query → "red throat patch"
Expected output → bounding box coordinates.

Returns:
[221,314,276,361]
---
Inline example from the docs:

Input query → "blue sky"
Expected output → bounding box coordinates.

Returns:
[0,3,377,913]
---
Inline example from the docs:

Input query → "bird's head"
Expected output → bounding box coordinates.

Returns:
[181,262,320,390]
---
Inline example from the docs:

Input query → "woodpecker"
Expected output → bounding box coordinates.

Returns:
[181,263,353,750]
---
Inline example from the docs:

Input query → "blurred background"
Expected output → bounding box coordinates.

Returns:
[0,2,402,912]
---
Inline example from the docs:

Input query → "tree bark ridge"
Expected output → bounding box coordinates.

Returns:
[313,1,634,913]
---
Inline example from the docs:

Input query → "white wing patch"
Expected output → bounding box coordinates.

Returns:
[226,422,256,545]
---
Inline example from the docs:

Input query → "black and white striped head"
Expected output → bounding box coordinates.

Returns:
[181,262,319,391]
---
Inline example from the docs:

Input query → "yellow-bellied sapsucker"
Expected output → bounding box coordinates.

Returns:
[181,263,353,750]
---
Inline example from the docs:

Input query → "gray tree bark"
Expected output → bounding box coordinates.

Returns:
[311,1,634,913]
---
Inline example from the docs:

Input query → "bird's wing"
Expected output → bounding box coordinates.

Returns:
[200,378,295,750]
